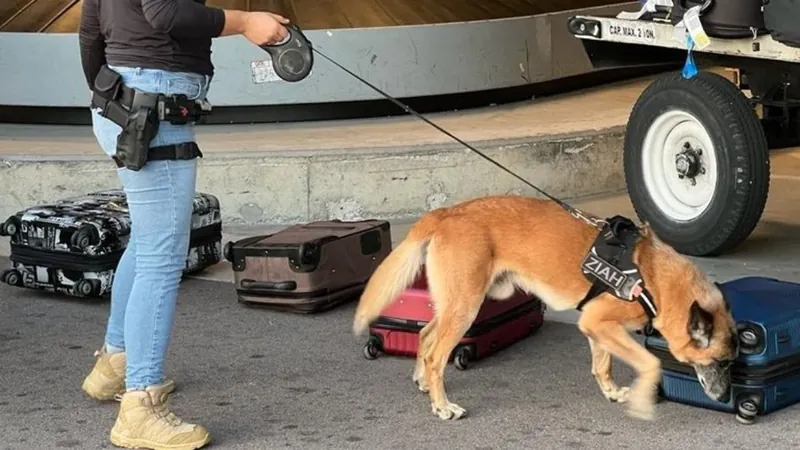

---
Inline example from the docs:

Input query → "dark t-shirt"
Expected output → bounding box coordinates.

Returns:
[78,0,226,89]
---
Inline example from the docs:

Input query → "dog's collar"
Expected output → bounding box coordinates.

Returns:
[576,215,658,319]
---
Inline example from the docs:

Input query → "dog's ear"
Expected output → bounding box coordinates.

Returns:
[688,300,714,348]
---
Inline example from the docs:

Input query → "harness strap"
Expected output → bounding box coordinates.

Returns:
[577,216,659,320]
[636,288,657,320]
[577,286,658,320]
[111,142,203,168]
[576,270,658,320]
[575,282,606,311]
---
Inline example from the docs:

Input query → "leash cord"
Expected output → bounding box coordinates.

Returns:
[310,47,604,228]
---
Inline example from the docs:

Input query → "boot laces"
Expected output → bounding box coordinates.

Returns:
[153,400,183,427]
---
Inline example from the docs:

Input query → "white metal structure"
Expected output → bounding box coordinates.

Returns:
[571,14,800,63]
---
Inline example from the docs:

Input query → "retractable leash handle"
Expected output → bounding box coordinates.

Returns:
[259,23,314,82]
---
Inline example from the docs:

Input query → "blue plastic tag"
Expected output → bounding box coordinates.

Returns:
[682,35,698,79]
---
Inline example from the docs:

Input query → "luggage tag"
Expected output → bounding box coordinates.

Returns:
[683,5,710,50]
[674,6,705,80]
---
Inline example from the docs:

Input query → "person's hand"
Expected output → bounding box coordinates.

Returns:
[243,12,290,46]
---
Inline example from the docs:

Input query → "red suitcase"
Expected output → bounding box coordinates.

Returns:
[362,271,545,370]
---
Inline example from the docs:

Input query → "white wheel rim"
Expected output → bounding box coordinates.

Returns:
[641,109,718,222]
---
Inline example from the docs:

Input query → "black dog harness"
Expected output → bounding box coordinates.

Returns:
[576,216,658,319]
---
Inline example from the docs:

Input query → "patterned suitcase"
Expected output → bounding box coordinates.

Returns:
[225,219,392,313]
[0,189,222,298]
[362,270,545,370]
[645,276,800,424]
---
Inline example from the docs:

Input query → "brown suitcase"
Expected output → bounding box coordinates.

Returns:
[224,219,392,313]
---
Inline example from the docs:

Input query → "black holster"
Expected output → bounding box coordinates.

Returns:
[115,93,160,171]
[90,65,208,172]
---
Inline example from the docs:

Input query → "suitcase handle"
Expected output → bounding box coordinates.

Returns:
[240,279,298,291]
[302,224,357,230]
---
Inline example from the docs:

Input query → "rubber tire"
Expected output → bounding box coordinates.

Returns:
[735,399,758,425]
[0,217,19,237]
[74,279,95,297]
[623,71,770,257]
[363,335,381,360]
[223,241,234,263]
[71,225,100,250]
[453,346,471,371]
[2,269,21,286]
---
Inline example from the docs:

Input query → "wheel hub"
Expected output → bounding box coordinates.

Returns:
[640,109,718,222]
[675,142,706,184]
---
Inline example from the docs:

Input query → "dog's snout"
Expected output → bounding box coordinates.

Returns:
[694,361,733,404]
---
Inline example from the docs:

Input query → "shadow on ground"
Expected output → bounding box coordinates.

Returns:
[1,257,799,450]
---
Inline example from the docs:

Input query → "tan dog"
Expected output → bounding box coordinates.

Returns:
[352,195,739,421]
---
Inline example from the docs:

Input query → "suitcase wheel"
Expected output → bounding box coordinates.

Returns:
[453,345,472,371]
[0,217,20,237]
[735,399,759,425]
[73,279,97,297]
[71,225,100,250]
[223,241,234,262]
[363,334,382,360]
[1,269,22,287]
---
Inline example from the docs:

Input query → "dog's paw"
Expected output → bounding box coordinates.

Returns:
[625,389,656,421]
[431,402,467,420]
[602,386,631,403]
[625,400,655,421]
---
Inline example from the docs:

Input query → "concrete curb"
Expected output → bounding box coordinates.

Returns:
[0,126,626,227]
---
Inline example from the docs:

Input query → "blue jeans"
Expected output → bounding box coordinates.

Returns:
[90,66,211,390]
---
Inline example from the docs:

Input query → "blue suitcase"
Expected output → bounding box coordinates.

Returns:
[644,276,800,424]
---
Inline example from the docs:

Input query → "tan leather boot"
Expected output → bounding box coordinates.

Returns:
[110,386,211,450]
[81,348,175,402]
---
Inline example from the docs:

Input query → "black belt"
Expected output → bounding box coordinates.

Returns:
[111,142,203,168]
[91,87,210,127]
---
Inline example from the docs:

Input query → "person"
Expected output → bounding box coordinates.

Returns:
[77,1,289,449]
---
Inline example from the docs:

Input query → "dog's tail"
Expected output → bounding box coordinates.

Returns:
[352,212,442,336]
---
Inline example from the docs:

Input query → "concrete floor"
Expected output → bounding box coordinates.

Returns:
[2,147,800,449]
[1,274,797,450]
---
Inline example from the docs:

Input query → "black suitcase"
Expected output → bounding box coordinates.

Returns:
[763,0,800,48]
[0,189,222,298]
[670,0,765,38]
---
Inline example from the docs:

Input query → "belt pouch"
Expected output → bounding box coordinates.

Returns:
[91,66,129,127]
